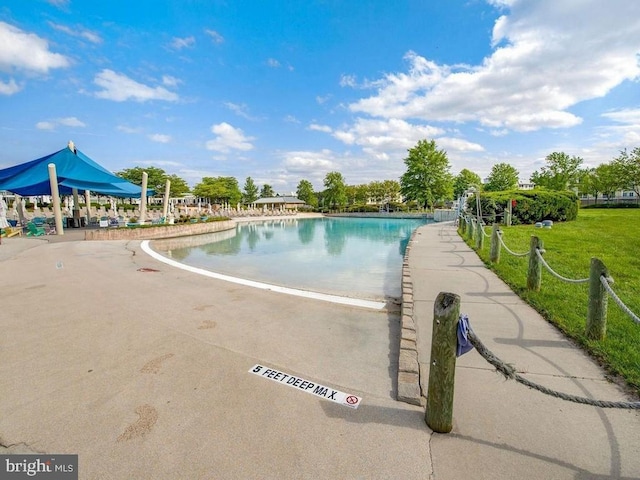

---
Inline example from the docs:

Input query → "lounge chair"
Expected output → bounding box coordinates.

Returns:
[26,222,46,236]
[1,227,22,237]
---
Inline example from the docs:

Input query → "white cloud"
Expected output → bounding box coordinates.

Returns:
[0,78,21,95]
[266,58,281,68]
[340,74,357,87]
[171,36,195,50]
[436,137,484,152]
[224,102,259,121]
[0,21,70,74]
[205,29,224,44]
[316,94,331,104]
[148,133,172,143]
[281,150,337,175]
[58,117,86,127]
[117,125,142,134]
[283,115,300,124]
[602,109,640,125]
[162,75,181,87]
[48,22,102,44]
[308,124,332,133]
[205,122,255,153]
[333,118,447,154]
[46,0,69,8]
[36,121,55,130]
[93,69,179,102]
[349,1,640,133]
[597,108,640,149]
[36,116,86,130]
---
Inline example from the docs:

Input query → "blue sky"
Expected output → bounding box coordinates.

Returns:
[1,0,639,194]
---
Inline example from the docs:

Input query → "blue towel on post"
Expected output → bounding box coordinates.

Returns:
[457,314,474,357]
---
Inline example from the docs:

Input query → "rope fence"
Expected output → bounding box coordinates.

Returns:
[534,248,589,284]
[457,216,640,339]
[497,230,529,257]
[466,328,640,409]
[601,276,640,325]
[424,293,640,434]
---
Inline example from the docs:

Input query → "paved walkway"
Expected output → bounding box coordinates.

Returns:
[0,221,638,479]
[410,222,640,479]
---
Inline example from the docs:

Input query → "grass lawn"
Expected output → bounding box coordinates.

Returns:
[463,208,640,397]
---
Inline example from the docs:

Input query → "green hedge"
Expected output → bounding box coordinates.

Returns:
[467,189,579,224]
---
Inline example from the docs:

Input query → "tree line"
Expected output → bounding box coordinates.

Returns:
[116,142,640,209]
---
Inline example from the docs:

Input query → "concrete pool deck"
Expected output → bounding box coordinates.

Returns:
[1,219,638,479]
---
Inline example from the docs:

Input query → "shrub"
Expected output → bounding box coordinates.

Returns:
[582,202,639,209]
[346,204,379,213]
[466,189,579,224]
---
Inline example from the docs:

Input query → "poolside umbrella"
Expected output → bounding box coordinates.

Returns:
[0,195,9,228]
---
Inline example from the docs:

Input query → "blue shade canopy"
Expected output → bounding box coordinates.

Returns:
[0,144,153,198]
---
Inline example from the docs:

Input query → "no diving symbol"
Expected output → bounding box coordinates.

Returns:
[346,395,359,406]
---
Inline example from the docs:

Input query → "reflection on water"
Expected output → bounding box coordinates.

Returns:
[152,217,427,300]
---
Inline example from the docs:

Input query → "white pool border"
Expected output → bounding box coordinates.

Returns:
[140,240,386,310]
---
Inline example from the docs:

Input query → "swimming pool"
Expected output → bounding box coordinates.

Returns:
[151,216,427,302]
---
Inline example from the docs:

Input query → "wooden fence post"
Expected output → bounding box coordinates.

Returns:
[459,216,466,235]
[468,218,475,241]
[425,292,460,433]
[586,257,609,340]
[489,223,501,263]
[475,220,484,250]
[527,235,543,291]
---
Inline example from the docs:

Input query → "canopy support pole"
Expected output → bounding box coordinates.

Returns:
[72,188,80,226]
[139,172,148,224]
[162,179,171,223]
[84,190,91,224]
[48,163,64,236]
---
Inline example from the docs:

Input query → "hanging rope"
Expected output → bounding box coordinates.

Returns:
[466,329,640,409]
[600,275,640,325]
[497,231,529,257]
[535,249,589,284]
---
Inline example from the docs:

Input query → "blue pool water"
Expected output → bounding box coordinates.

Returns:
[152,217,427,301]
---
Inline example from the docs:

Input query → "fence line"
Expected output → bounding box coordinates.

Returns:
[534,249,590,284]
[496,230,529,257]
[466,327,640,409]
[600,276,640,325]
[458,217,640,336]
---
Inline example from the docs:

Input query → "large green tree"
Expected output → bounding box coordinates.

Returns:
[577,168,602,204]
[117,166,190,197]
[612,147,640,201]
[166,174,190,197]
[242,177,259,204]
[453,168,482,198]
[400,139,453,209]
[355,184,370,204]
[368,181,385,203]
[381,180,401,203]
[530,152,583,191]
[193,176,242,205]
[594,163,621,202]
[260,184,275,198]
[323,171,347,209]
[484,163,519,192]
[296,179,318,207]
